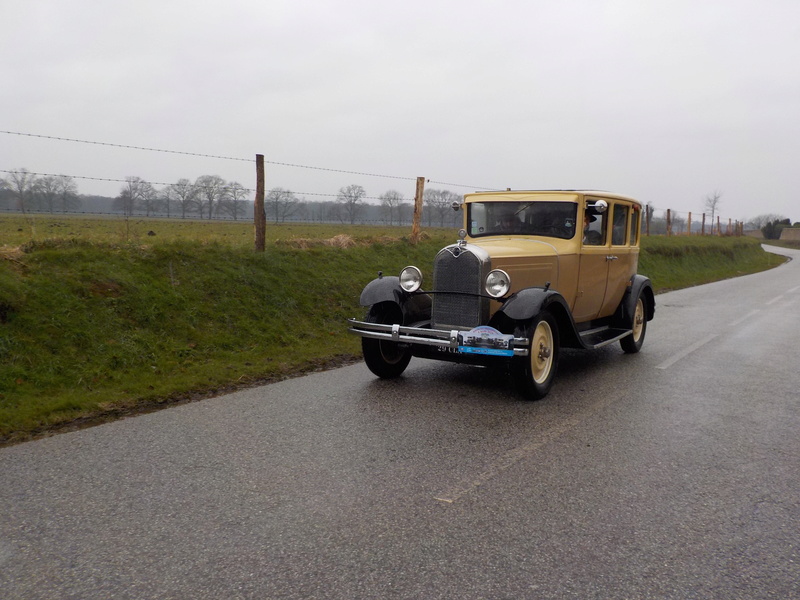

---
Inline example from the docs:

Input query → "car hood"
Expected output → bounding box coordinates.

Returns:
[468,237,560,259]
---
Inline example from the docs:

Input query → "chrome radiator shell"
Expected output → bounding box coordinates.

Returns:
[431,245,491,330]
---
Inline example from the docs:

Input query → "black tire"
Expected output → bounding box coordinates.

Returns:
[512,310,560,400]
[362,304,412,378]
[620,294,647,354]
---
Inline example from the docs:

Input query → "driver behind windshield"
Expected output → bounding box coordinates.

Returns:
[497,207,521,233]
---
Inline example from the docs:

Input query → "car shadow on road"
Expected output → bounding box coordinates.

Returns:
[357,343,629,408]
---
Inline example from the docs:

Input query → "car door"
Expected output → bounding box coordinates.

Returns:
[599,202,637,318]
[572,204,609,322]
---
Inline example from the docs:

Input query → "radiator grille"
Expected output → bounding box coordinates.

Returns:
[432,248,485,329]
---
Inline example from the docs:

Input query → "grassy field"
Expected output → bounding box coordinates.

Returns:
[638,234,788,290]
[0,213,787,444]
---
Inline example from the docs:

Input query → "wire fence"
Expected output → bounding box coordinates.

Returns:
[1,130,754,235]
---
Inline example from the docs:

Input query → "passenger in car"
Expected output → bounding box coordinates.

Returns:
[583,212,603,244]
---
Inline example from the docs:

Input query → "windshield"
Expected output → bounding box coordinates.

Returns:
[467,201,578,239]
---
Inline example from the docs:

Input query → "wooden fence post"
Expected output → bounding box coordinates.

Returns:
[687,212,692,236]
[410,177,425,244]
[666,209,672,236]
[702,213,706,235]
[254,154,266,252]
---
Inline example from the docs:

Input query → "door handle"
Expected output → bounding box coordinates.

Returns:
[606,255,619,261]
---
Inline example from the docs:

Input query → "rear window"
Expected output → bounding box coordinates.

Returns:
[468,202,578,239]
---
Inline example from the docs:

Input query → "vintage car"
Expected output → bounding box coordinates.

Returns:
[348,190,655,399]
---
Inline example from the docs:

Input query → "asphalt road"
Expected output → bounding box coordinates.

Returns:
[1,245,798,600]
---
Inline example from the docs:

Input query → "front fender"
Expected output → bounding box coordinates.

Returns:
[359,276,432,324]
[495,287,581,348]
[359,276,404,307]
[499,288,571,322]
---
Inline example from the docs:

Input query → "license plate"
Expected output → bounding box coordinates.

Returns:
[458,326,515,357]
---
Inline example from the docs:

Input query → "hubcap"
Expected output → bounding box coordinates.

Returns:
[531,321,554,384]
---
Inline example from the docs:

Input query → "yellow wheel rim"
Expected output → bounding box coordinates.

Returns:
[531,320,554,384]
[632,298,645,342]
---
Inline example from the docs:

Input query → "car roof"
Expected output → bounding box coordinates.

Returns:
[465,190,642,207]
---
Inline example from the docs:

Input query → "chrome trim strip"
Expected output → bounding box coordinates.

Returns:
[347,319,530,356]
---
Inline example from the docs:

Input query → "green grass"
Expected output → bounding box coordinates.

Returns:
[0,213,405,247]
[638,235,788,290]
[0,214,786,443]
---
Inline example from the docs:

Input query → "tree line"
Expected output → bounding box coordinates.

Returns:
[4,170,793,233]
[0,169,464,227]
[0,170,80,214]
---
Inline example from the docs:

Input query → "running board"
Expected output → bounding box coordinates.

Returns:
[578,327,632,349]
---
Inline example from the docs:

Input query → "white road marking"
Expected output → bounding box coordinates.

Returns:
[729,309,760,328]
[434,395,617,504]
[655,334,718,370]
[766,295,785,305]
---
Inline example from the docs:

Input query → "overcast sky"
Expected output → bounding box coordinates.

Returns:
[2,0,798,222]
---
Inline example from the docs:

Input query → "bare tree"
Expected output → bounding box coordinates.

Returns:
[166,179,199,219]
[336,184,366,225]
[704,190,723,232]
[7,168,37,214]
[115,176,148,216]
[379,190,405,226]
[266,187,300,224]
[138,182,160,216]
[195,175,226,219]
[36,175,61,213]
[56,175,80,212]
[219,182,250,220]
[424,189,462,227]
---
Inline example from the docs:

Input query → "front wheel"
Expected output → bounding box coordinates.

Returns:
[620,294,647,354]
[362,304,412,378]
[512,311,560,400]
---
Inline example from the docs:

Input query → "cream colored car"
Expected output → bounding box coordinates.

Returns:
[348,190,655,399]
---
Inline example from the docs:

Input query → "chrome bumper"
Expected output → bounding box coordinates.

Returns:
[347,318,530,357]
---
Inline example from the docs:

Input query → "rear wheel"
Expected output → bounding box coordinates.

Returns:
[362,304,412,378]
[620,294,647,354]
[512,311,560,400]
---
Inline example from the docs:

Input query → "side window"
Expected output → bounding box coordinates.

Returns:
[583,209,606,245]
[630,207,640,245]
[612,204,629,245]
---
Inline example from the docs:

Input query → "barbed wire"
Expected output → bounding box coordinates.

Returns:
[1,130,253,162]
[0,132,757,217]
[0,168,247,193]
[1,130,494,189]
[0,169,396,202]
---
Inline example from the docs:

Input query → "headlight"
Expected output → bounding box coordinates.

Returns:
[485,269,510,298]
[399,266,423,292]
